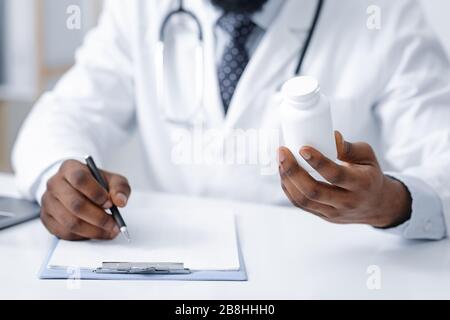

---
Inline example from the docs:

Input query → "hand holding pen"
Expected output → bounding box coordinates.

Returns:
[85,156,131,241]
[40,158,131,241]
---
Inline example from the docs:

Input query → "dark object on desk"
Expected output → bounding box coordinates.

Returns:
[0,196,40,230]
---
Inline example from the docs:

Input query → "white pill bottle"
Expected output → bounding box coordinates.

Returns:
[280,76,337,172]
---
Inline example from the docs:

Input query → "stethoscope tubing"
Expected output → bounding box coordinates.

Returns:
[156,0,325,126]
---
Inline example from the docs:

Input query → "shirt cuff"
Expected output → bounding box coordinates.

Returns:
[381,173,447,240]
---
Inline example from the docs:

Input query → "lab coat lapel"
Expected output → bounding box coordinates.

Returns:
[224,0,319,130]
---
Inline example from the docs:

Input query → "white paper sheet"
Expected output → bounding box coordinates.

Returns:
[48,208,239,271]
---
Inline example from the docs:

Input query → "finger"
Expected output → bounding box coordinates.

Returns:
[279,183,364,224]
[278,147,345,207]
[280,181,329,218]
[40,197,86,241]
[47,177,117,232]
[279,180,363,224]
[43,192,119,240]
[42,214,87,241]
[280,179,337,220]
[299,145,359,190]
[104,172,131,208]
[280,181,298,206]
[60,160,112,208]
[335,131,379,166]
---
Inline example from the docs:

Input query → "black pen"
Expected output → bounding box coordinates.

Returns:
[85,156,131,241]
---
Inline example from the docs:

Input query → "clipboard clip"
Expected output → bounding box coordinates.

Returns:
[95,262,191,274]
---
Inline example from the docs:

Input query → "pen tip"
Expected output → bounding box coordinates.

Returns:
[120,227,131,242]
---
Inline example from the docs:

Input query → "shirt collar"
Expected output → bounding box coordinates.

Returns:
[252,0,285,31]
[213,0,285,32]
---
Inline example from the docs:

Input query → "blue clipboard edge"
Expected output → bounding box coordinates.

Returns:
[38,230,248,282]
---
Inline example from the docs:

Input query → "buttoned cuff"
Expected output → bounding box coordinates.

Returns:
[381,173,446,240]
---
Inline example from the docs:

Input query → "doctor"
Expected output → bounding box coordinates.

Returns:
[13,0,450,241]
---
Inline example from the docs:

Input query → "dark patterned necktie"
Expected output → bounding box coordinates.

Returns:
[217,12,256,114]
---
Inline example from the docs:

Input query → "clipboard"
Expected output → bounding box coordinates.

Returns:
[39,237,248,281]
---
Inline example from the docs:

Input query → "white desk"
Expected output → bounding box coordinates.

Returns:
[1,172,449,299]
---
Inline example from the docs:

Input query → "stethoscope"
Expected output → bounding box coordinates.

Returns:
[156,0,325,127]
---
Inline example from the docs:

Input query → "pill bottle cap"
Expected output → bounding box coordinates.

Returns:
[282,76,320,104]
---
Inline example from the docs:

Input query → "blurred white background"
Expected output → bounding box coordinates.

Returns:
[0,0,104,173]
[1,0,450,189]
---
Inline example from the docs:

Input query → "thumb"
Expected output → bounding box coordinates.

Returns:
[335,131,378,165]
[104,172,131,208]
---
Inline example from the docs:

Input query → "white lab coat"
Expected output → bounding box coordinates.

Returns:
[13,0,450,233]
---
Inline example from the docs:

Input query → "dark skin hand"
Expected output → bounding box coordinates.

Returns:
[278,131,412,228]
[41,160,131,241]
